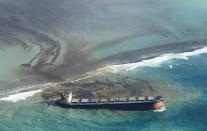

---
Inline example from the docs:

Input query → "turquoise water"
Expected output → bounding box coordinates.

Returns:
[1,0,207,130]
[0,45,39,81]
[90,0,207,60]
[0,53,207,131]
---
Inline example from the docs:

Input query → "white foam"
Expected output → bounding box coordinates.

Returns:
[99,47,207,73]
[71,75,94,83]
[153,106,166,112]
[0,89,42,102]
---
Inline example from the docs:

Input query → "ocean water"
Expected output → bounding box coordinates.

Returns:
[1,0,207,131]
[0,50,207,131]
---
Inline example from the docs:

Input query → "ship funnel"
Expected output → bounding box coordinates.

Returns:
[67,92,73,103]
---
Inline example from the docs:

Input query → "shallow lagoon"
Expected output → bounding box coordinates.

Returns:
[0,45,39,81]
[1,0,207,130]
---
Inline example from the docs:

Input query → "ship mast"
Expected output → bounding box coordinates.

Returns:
[67,92,73,103]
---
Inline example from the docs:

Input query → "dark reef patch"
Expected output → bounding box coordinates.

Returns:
[102,39,207,64]
[42,75,156,100]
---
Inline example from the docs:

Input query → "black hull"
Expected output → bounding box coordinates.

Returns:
[55,100,158,111]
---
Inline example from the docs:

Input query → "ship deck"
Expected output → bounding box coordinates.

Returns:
[57,96,164,106]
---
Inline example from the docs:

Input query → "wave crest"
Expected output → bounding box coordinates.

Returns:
[96,46,207,73]
[153,106,166,112]
[0,89,42,102]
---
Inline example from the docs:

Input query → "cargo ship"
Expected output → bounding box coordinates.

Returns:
[55,92,164,111]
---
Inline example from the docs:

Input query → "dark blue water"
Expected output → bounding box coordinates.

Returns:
[133,54,207,130]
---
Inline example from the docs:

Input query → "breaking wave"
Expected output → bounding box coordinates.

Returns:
[0,82,61,102]
[0,89,42,102]
[96,46,207,73]
[153,106,166,112]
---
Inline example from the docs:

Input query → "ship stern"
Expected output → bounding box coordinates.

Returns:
[152,96,164,110]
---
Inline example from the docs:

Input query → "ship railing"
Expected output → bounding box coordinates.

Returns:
[69,96,159,105]
[67,96,163,104]
[69,100,154,105]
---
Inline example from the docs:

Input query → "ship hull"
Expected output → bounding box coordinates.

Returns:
[55,100,164,111]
